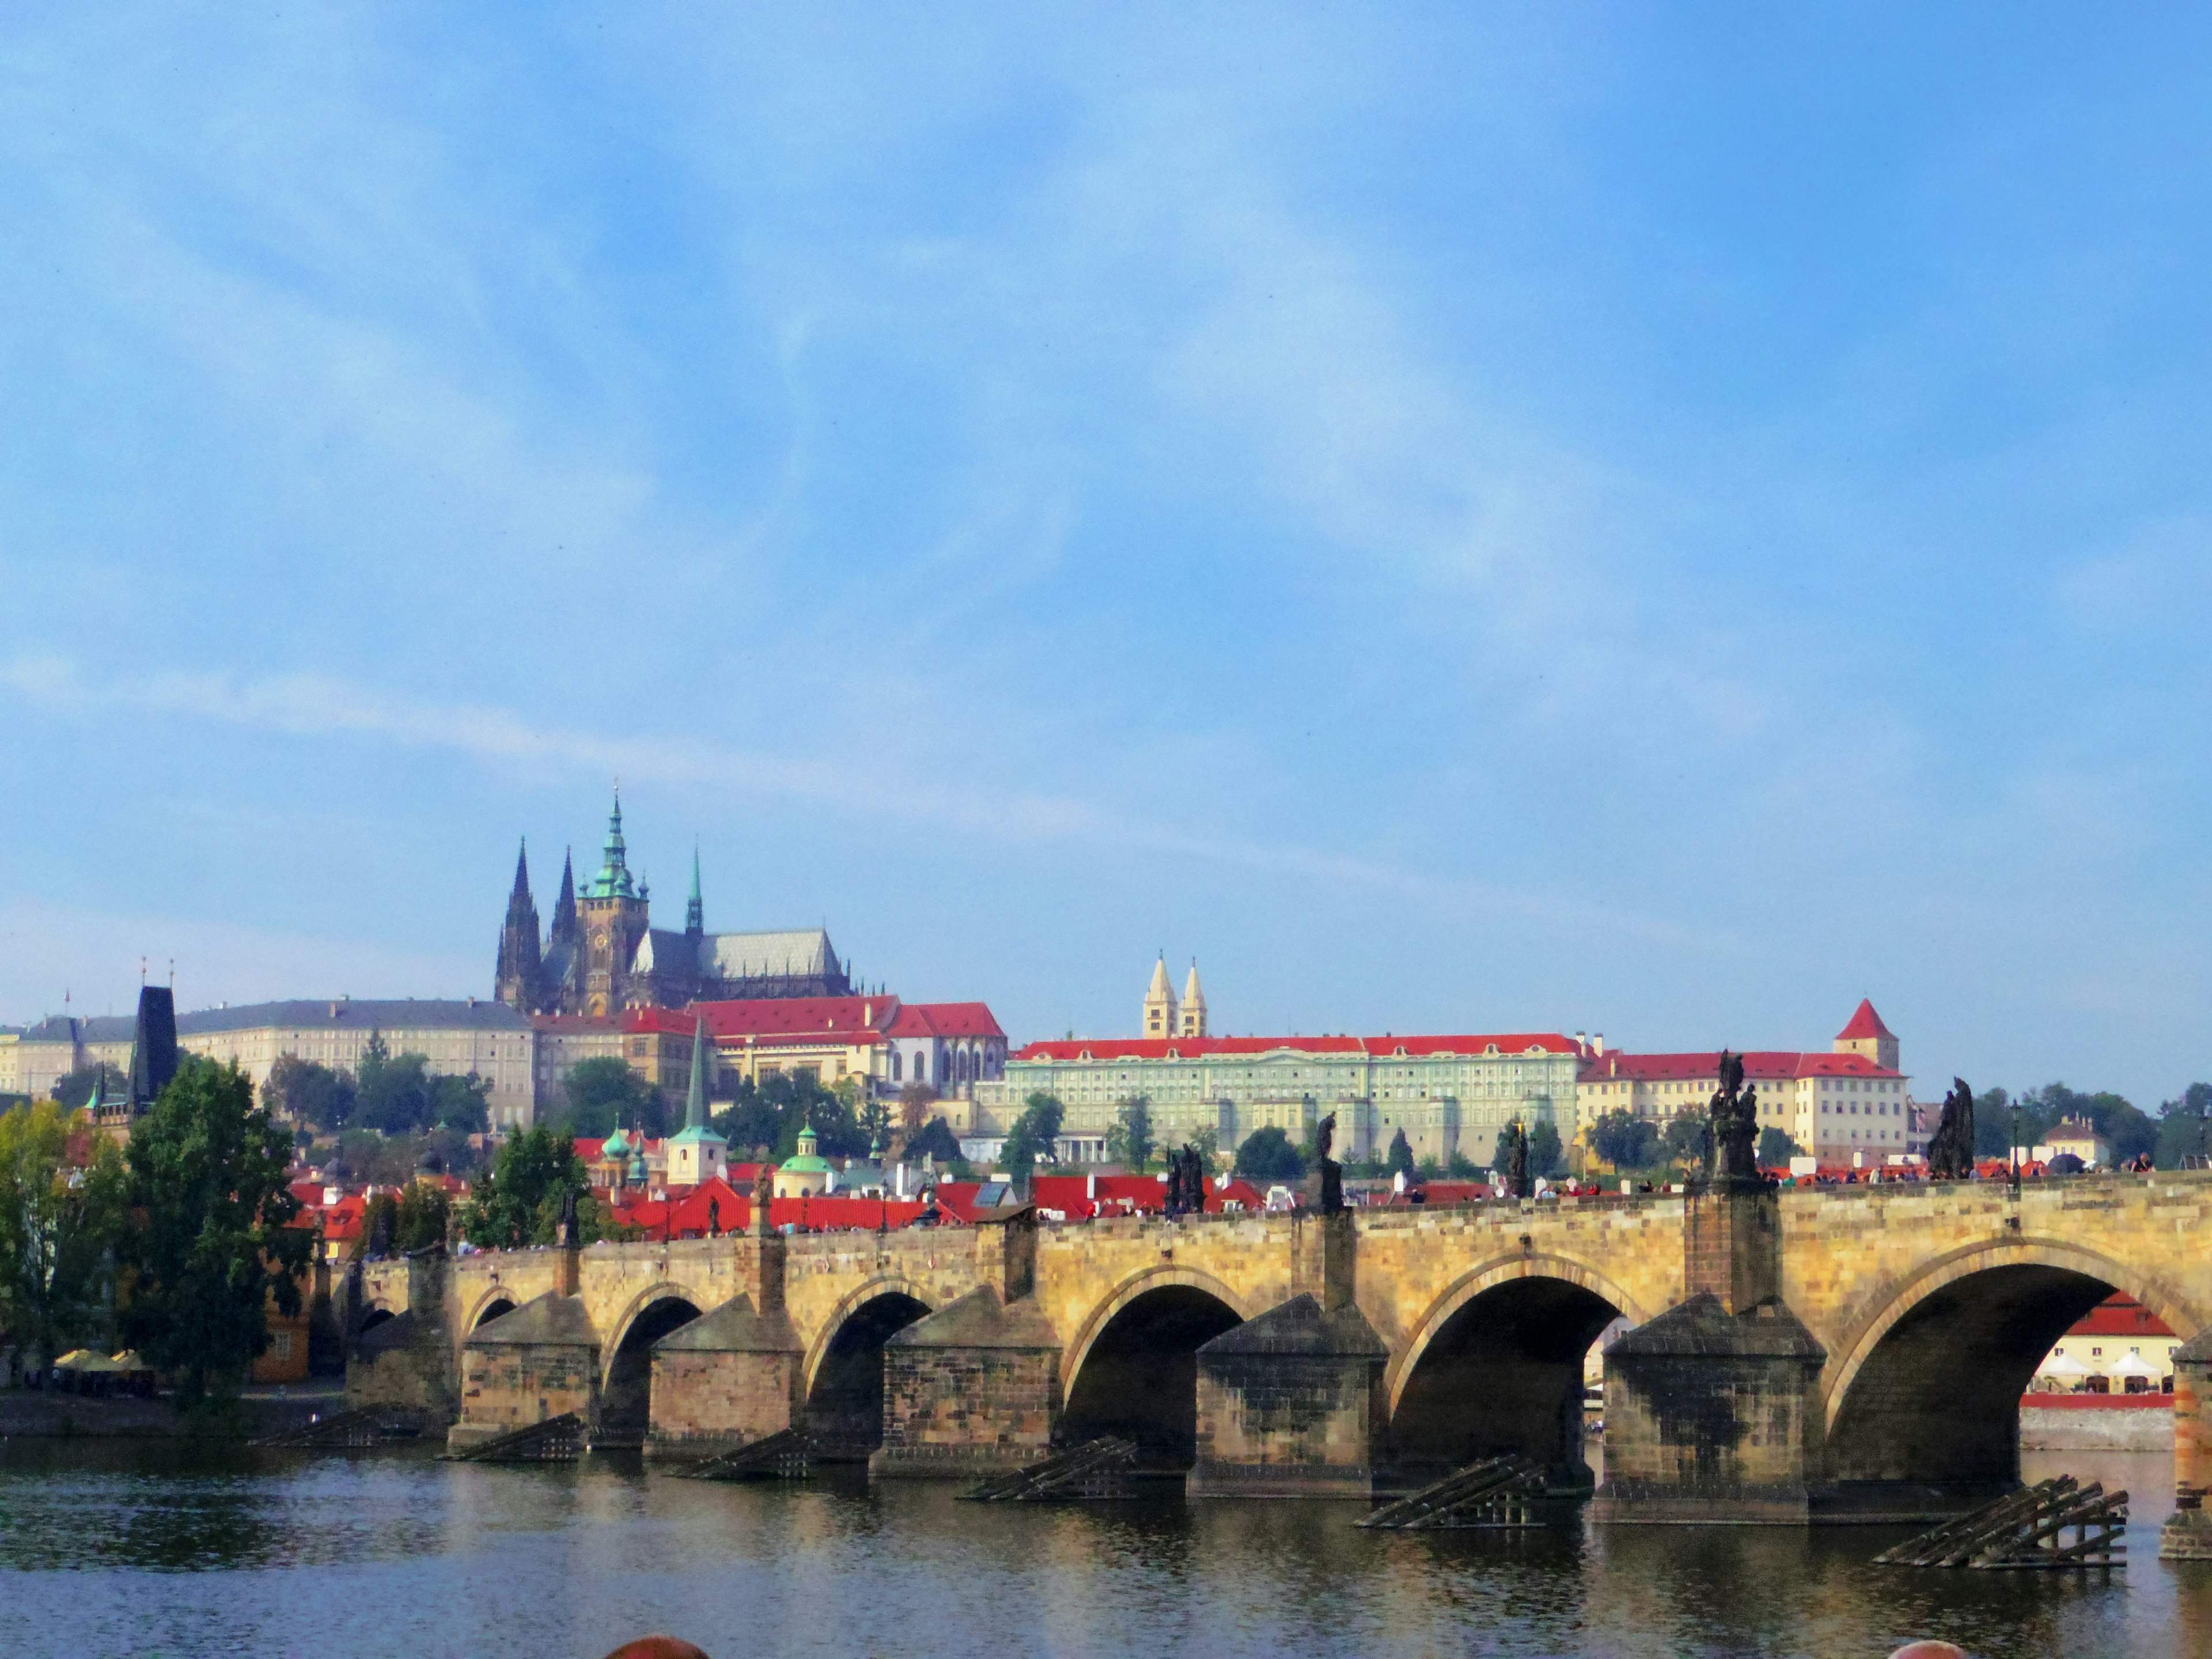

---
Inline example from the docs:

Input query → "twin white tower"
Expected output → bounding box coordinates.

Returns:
[1143,955,1208,1039]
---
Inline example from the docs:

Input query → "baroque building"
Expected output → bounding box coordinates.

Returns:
[495,791,853,1017]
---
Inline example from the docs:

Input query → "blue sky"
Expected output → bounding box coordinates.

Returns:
[2,5,2207,1106]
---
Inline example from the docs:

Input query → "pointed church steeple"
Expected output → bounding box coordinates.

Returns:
[495,838,543,1011]
[1143,952,1179,1039]
[685,844,704,935]
[550,848,578,945]
[586,787,637,900]
[1179,960,1208,1038]
[685,1016,710,1131]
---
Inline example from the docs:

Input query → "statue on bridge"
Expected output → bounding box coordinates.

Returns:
[1706,1050,1762,1185]
[1309,1112,1344,1214]
[1498,1119,1531,1199]
[1927,1077,1976,1179]
[1165,1145,1208,1218]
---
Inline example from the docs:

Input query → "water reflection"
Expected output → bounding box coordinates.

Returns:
[0,1442,2203,1659]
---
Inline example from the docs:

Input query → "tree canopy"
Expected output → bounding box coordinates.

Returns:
[1384,1128,1415,1178]
[713,1071,868,1160]
[459,1126,591,1249]
[998,1093,1066,1187]
[906,1116,961,1165]
[556,1058,669,1139]
[0,1102,128,1367]
[1105,1096,1155,1171]
[121,1058,311,1404]
[263,1055,356,1131]
[1233,1126,1306,1183]
[1527,1119,1564,1179]
[1590,1109,1659,1171]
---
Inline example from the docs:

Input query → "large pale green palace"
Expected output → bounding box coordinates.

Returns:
[971,1031,1583,1166]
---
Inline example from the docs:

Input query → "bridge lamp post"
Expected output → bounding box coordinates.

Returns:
[2009,1099,2022,1199]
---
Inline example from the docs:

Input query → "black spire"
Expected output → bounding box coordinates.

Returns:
[496,839,544,1010]
[550,847,578,946]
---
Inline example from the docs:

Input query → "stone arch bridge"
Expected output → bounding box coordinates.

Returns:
[347,1174,2212,1521]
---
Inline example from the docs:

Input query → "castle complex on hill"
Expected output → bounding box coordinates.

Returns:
[495,792,853,1016]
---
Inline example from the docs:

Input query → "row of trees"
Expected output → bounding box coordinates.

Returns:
[1972,1082,2211,1168]
[262,1035,491,1137]
[0,1059,310,1404]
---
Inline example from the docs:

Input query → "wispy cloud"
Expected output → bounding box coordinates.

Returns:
[0,652,1687,944]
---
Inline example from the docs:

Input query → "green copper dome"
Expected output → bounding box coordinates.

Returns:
[779,1125,831,1173]
[584,788,638,901]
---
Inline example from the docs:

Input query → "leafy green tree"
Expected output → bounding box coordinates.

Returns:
[121,1058,311,1405]
[1385,1128,1415,1177]
[2156,1083,2212,1169]
[1660,1112,1711,1172]
[1191,1124,1222,1169]
[331,1128,423,1186]
[858,1090,893,1154]
[357,1191,400,1259]
[906,1116,961,1164]
[50,1063,125,1111]
[1590,1110,1658,1171]
[997,1093,1067,1190]
[711,1072,867,1158]
[1105,1096,1155,1171]
[396,1181,452,1252]
[558,1058,669,1139]
[263,1056,355,1131]
[1527,1119,1564,1178]
[354,1038,435,1134]
[0,1103,129,1368]
[1233,1126,1306,1183]
[1445,1149,1481,1178]
[1972,1086,2017,1159]
[458,1127,588,1249]
[1757,1127,1805,1168]
[427,1073,491,1135]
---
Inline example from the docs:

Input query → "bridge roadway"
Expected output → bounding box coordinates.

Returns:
[346,1173,2212,1518]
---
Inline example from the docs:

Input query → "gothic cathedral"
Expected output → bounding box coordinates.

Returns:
[495,791,853,1016]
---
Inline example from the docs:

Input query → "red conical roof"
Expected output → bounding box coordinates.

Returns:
[1835,998,1895,1041]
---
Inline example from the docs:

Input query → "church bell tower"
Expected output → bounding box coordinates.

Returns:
[577,790,652,1015]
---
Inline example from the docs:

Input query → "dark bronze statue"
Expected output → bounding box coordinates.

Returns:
[1310,1112,1344,1214]
[1927,1077,1976,1179]
[1165,1144,1207,1217]
[559,1184,579,1249]
[1498,1119,1531,1199]
[707,1195,721,1238]
[1706,1050,1761,1184]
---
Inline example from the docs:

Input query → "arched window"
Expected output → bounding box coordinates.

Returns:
[891,1050,902,1082]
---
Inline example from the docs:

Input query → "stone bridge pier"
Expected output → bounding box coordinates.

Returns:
[347,1173,2212,1520]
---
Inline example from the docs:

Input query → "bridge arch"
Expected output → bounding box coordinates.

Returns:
[598,1283,706,1449]
[464,1288,517,1335]
[1060,1266,1251,1470]
[1384,1252,1652,1484]
[802,1277,934,1455]
[1820,1234,2205,1492]
[1385,1252,1654,1417]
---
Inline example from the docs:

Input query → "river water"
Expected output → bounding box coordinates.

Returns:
[0,1443,2204,1659]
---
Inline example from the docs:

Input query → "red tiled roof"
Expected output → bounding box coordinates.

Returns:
[681,997,891,1046]
[2067,1293,2175,1340]
[885,1002,1005,1040]
[1013,1033,1575,1063]
[1578,1050,1904,1082]
[1835,998,1896,1042]
[605,1176,940,1238]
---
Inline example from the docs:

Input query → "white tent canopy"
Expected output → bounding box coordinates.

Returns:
[2034,1350,2093,1379]
[2109,1352,2162,1378]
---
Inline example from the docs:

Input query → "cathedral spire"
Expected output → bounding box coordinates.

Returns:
[551,848,578,945]
[495,838,543,1010]
[585,786,637,900]
[685,843,704,935]
[685,1016,710,1131]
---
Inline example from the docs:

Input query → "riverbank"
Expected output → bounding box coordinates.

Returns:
[2019,1393,2173,1450]
[0,1383,343,1441]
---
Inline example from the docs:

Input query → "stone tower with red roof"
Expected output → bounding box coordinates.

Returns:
[1833,998,1899,1072]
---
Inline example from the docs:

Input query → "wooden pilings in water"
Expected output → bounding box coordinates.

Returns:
[962,1437,1138,1502]
[1358,1456,1548,1531]
[1872,1476,2127,1569]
